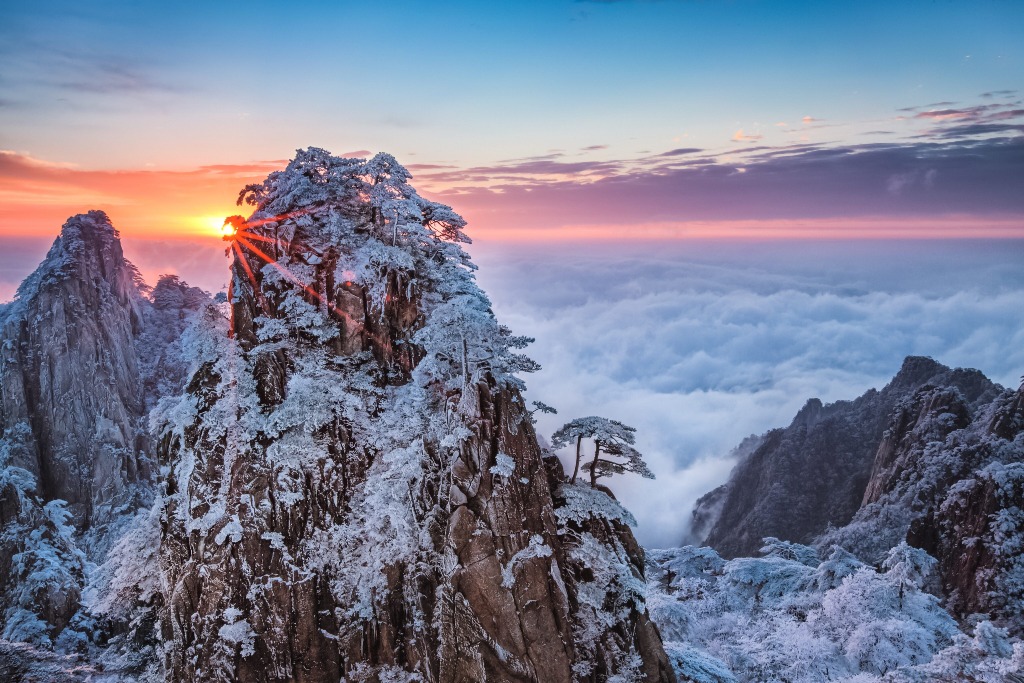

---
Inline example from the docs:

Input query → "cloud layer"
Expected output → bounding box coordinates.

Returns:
[422,134,1024,235]
[3,232,1021,548]
[402,95,1024,237]
[471,240,1024,547]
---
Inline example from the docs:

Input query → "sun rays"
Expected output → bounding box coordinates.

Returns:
[221,213,378,344]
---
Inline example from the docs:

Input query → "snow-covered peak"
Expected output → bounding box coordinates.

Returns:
[224,148,530,393]
[10,210,144,321]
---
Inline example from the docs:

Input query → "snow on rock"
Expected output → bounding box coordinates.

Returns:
[702,357,1001,559]
[698,355,1024,639]
[152,148,675,682]
[0,211,209,676]
[647,542,1022,682]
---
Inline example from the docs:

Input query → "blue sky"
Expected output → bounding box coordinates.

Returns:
[2,0,1021,169]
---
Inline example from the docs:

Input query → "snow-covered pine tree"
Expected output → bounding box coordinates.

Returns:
[551,416,654,488]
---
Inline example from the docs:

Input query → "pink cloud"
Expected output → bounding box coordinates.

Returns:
[731,129,763,142]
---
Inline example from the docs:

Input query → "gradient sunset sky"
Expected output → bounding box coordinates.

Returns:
[1,0,1022,244]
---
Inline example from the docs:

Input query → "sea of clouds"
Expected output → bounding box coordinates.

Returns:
[470,239,1024,547]
[2,236,1022,548]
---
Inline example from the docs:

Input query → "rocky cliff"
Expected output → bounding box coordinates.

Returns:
[0,154,673,682]
[146,148,673,682]
[0,213,211,667]
[694,356,1023,635]
[836,379,1024,635]
[696,356,1001,559]
[0,212,155,649]
[0,211,151,533]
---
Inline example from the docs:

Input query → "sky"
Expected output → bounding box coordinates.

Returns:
[1,0,1022,241]
[1,0,1023,544]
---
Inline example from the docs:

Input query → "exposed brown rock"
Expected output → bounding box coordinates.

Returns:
[156,150,673,682]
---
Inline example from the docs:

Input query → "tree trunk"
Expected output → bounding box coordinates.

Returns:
[590,443,601,488]
[570,435,582,484]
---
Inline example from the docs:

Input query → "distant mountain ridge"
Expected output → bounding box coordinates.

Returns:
[693,354,1024,634]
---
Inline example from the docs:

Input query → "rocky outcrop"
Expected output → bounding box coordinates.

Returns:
[0,212,156,646]
[0,639,96,681]
[693,355,1023,635]
[861,385,973,506]
[154,149,673,682]
[0,213,210,656]
[687,434,760,545]
[824,375,1022,580]
[902,385,1024,634]
[0,211,151,532]
[701,356,1000,559]
[139,274,213,408]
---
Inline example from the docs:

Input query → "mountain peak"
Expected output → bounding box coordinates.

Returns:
[60,209,119,241]
[889,355,947,388]
[13,210,141,309]
[790,397,824,429]
[148,148,673,682]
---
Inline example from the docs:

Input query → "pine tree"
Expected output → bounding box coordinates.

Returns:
[551,416,654,488]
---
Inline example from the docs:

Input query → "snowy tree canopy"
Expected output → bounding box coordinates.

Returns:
[647,542,1024,683]
[551,416,654,488]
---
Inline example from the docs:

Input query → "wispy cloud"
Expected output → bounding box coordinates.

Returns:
[980,90,1016,99]
[654,147,703,157]
[5,47,188,100]
[413,138,1024,234]
[401,96,1024,235]
[56,58,181,95]
[731,129,763,142]
[4,97,1022,244]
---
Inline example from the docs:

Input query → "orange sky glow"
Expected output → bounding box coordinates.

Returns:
[3,150,1023,245]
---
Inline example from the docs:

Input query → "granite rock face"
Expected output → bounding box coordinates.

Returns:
[154,149,674,682]
[0,161,672,681]
[695,355,1023,634]
[699,356,999,559]
[0,213,155,646]
[0,212,209,659]
[0,211,151,532]
[891,383,1024,634]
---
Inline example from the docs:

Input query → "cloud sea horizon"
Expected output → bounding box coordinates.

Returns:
[7,232,1020,547]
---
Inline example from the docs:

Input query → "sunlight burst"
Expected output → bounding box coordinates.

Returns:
[189,214,236,237]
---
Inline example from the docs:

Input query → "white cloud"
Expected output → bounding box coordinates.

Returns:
[470,239,1024,547]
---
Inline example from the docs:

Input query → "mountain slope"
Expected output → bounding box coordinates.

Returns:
[0,212,155,647]
[692,356,1024,639]
[0,211,151,532]
[697,356,1000,559]
[0,212,209,660]
[822,377,1024,634]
